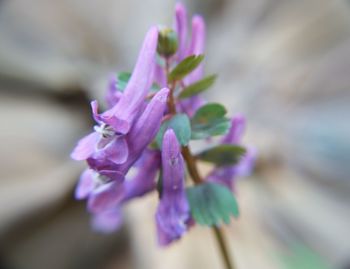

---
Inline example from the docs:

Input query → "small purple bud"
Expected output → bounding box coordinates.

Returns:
[221,114,246,144]
[174,2,188,61]
[185,15,206,84]
[156,129,190,246]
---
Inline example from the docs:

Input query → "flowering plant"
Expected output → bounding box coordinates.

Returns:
[71,3,255,268]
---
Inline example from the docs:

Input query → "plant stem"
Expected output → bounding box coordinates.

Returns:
[164,61,236,269]
[213,226,236,269]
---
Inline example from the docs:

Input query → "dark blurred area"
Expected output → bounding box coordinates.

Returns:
[0,0,349,268]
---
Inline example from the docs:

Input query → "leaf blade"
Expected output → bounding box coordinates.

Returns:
[196,144,246,166]
[156,114,191,147]
[179,74,217,99]
[168,55,204,82]
[186,182,239,227]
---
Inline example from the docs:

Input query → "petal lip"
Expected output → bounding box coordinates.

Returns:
[88,181,124,214]
[91,208,123,234]
[75,169,95,200]
[70,132,99,161]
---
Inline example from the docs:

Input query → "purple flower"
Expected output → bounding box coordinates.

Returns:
[174,7,206,117]
[71,26,159,164]
[88,149,161,214]
[174,2,188,61]
[207,115,256,190]
[156,129,190,246]
[105,74,122,108]
[91,208,123,233]
[184,15,206,84]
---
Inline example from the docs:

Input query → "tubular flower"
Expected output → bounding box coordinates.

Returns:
[206,115,256,190]
[71,26,158,164]
[156,129,190,246]
[88,149,161,214]
[173,6,206,116]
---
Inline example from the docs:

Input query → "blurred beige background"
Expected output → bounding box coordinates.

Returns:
[0,0,349,268]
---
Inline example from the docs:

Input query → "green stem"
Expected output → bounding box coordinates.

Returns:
[213,226,236,269]
[164,58,236,269]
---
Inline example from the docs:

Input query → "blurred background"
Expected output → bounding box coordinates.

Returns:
[0,0,349,268]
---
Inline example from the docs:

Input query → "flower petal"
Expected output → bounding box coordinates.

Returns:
[70,132,99,160]
[184,15,206,84]
[156,129,190,246]
[103,137,129,164]
[105,74,122,108]
[123,149,160,200]
[174,2,188,61]
[75,169,95,200]
[221,114,246,144]
[91,208,123,233]
[103,27,159,134]
[127,88,170,154]
[88,181,124,213]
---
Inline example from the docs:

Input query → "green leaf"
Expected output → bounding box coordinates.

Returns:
[191,103,231,139]
[186,182,239,226]
[117,72,131,91]
[156,114,191,147]
[179,74,217,99]
[196,144,246,166]
[168,55,204,82]
[192,103,227,122]
[116,72,160,92]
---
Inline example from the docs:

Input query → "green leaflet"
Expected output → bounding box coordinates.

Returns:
[196,144,246,166]
[179,74,217,99]
[191,103,231,139]
[168,55,204,82]
[186,182,239,226]
[156,114,191,147]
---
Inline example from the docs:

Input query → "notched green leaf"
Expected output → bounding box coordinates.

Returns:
[156,114,191,147]
[191,103,231,139]
[179,74,217,99]
[168,55,204,82]
[186,182,239,226]
[196,144,246,166]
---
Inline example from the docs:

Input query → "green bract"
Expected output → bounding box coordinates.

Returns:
[196,144,246,166]
[156,114,191,147]
[186,182,239,226]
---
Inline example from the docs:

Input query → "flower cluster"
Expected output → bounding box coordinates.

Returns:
[71,3,255,246]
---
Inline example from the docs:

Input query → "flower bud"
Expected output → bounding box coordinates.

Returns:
[157,28,178,57]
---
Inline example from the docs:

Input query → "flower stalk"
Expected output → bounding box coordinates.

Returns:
[165,65,235,269]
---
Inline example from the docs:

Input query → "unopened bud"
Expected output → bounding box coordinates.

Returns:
[157,28,178,57]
